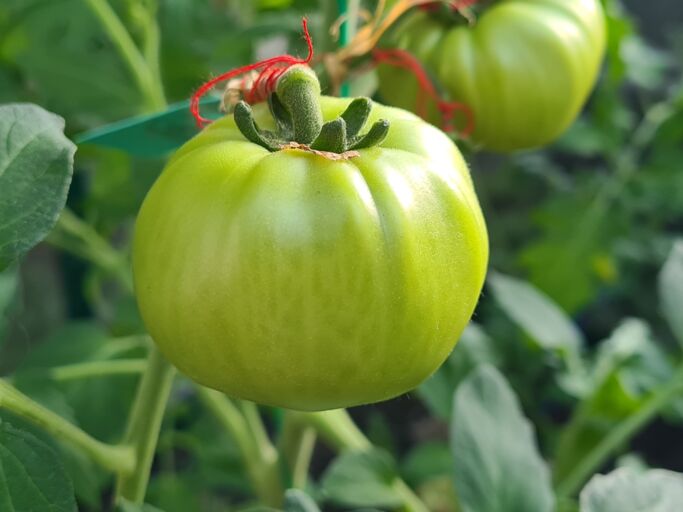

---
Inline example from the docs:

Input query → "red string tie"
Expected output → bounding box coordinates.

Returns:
[190,18,314,128]
[372,48,474,137]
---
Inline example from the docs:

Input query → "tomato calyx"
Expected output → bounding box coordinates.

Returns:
[234,65,390,156]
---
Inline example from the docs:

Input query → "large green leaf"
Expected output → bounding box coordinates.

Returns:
[451,365,555,512]
[580,467,683,512]
[0,420,77,512]
[0,103,75,270]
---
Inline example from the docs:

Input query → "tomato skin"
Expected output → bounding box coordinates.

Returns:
[378,0,606,152]
[133,97,488,411]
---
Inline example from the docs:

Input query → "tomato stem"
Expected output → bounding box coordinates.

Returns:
[0,379,136,475]
[555,361,683,499]
[290,409,430,512]
[233,66,390,154]
[198,388,285,506]
[115,347,176,504]
[279,417,317,489]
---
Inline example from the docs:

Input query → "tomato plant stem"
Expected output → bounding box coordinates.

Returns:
[293,410,430,512]
[239,400,278,463]
[81,0,166,110]
[198,388,285,506]
[556,362,683,499]
[137,0,164,91]
[115,347,175,504]
[280,415,317,488]
[292,409,370,451]
[0,379,136,474]
[49,209,133,293]
[49,359,147,381]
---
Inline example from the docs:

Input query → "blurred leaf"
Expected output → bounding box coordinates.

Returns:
[418,323,499,419]
[117,499,166,512]
[158,0,254,101]
[0,265,18,344]
[145,473,204,512]
[0,103,75,270]
[451,365,554,512]
[0,0,145,125]
[554,319,678,484]
[602,0,636,85]
[580,467,683,512]
[659,240,683,347]
[401,442,453,487]
[520,176,623,313]
[284,488,320,512]
[321,448,403,509]
[0,420,77,512]
[415,475,460,512]
[488,272,584,355]
[14,322,146,442]
[621,35,672,91]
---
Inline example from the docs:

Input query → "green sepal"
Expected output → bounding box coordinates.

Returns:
[234,101,281,151]
[275,65,323,145]
[311,119,348,154]
[348,119,390,150]
[340,97,372,139]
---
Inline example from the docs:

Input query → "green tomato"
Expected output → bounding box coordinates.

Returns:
[133,96,488,411]
[378,0,606,152]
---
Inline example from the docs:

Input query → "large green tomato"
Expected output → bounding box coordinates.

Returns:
[378,0,606,152]
[133,85,488,411]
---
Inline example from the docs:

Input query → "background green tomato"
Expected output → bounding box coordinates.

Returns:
[378,0,606,152]
[133,97,488,411]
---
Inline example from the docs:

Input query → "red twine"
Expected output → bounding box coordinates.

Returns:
[372,48,474,137]
[190,18,314,128]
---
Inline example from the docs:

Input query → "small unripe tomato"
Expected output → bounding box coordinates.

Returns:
[378,0,606,152]
[133,68,488,411]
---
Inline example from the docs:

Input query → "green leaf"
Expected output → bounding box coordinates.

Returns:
[401,442,453,486]
[580,468,683,512]
[0,0,145,124]
[0,420,77,512]
[0,103,75,269]
[451,365,555,512]
[658,240,683,347]
[488,271,584,355]
[284,488,320,512]
[321,448,403,509]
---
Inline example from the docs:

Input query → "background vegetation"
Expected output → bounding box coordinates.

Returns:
[1,0,682,511]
